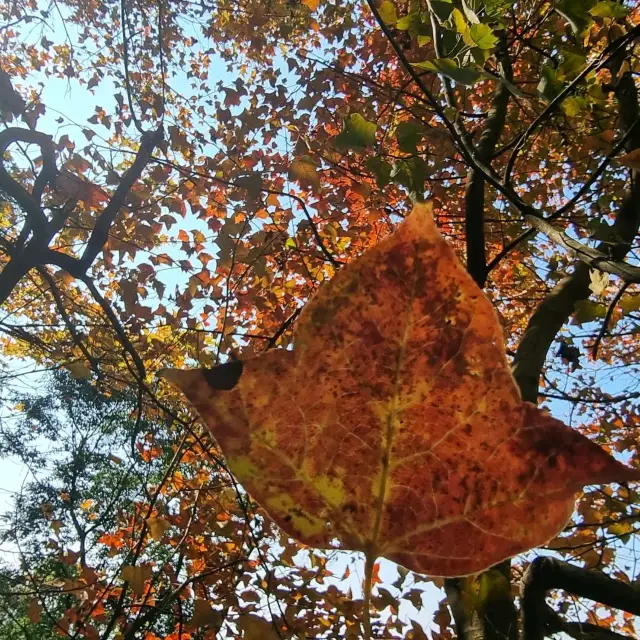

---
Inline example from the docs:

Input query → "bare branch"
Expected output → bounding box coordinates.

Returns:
[522,556,640,640]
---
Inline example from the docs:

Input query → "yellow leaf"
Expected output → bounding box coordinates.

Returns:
[588,269,609,296]
[378,0,397,24]
[79,499,94,511]
[66,361,92,379]
[146,517,171,541]
[301,0,319,10]
[121,564,153,596]
[289,156,320,188]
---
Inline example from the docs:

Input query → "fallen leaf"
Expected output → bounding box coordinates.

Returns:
[160,202,639,577]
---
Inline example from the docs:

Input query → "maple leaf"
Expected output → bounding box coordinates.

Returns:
[160,202,639,577]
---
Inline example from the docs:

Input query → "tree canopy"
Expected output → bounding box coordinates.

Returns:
[1,0,640,638]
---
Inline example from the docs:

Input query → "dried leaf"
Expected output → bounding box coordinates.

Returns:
[160,203,639,577]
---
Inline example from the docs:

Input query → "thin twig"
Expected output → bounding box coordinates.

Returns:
[592,282,630,359]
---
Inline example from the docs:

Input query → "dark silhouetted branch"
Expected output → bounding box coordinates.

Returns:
[522,557,640,640]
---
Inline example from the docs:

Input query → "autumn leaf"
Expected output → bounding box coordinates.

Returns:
[66,361,92,379]
[26,599,42,624]
[160,202,639,577]
[121,564,153,596]
[191,599,222,628]
[289,155,320,188]
[616,149,640,171]
[146,517,171,541]
[588,269,609,296]
[334,113,377,150]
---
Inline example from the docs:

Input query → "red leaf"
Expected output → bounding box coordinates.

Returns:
[161,203,639,577]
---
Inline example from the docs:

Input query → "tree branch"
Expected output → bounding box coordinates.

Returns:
[464,32,512,288]
[79,126,162,270]
[0,127,56,234]
[522,556,640,640]
[504,24,640,187]
[513,41,640,402]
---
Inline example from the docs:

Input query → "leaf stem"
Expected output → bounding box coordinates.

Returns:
[363,553,375,639]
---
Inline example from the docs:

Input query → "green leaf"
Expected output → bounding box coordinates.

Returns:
[390,157,428,195]
[396,12,420,30]
[429,0,453,22]
[365,157,392,188]
[620,294,640,314]
[469,24,498,50]
[562,96,588,117]
[589,1,627,18]
[554,0,596,35]
[417,34,433,46]
[484,0,511,19]
[395,122,423,153]
[334,113,377,150]
[412,58,481,86]
[461,0,480,24]
[379,0,397,24]
[482,71,527,99]
[451,8,468,34]
[572,299,607,325]
[537,65,564,101]
[558,50,587,80]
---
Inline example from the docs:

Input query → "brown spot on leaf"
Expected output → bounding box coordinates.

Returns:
[162,203,640,577]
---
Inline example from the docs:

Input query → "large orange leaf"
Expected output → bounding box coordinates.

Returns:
[160,203,639,577]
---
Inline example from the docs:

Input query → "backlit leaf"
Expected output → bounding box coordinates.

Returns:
[161,203,639,577]
[588,269,609,296]
[121,564,152,596]
[334,113,377,150]
[66,361,92,379]
[146,517,171,541]
[289,156,320,188]
[468,24,498,50]
[589,1,627,18]
[378,1,397,25]
[412,58,480,86]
